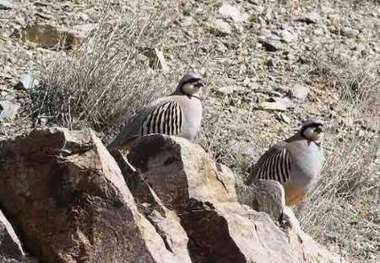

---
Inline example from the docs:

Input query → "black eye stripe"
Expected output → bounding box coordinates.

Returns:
[300,123,323,133]
[180,78,202,87]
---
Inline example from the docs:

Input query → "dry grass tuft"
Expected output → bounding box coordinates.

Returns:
[32,2,178,136]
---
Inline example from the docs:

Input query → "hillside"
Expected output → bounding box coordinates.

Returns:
[0,0,379,262]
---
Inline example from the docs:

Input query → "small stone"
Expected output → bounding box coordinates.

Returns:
[219,3,246,24]
[229,140,257,160]
[0,0,15,10]
[258,101,288,112]
[15,73,38,90]
[215,85,245,95]
[209,19,232,35]
[289,85,309,101]
[296,12,321,24]
[341,27,359,38]
[271,97,293,107]
[313,28,325,36]
[258,37,281,52]
[0,100,19,121]
[280,29,296,43]
[181,16,194,27]
[216,42,228,53]
[276,113,291,124]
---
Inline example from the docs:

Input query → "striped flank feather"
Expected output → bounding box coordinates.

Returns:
[141,101,183,136]
[254,144,291,184]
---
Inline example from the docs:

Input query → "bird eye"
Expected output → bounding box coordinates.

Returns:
[315,127,323,133]
[194,81,204,88]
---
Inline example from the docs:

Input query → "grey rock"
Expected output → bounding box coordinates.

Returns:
[247,0,259,5]
[289,85,309,101]
[0,0,15,10]
[276,113,291,124]
[229,140,258,160]
[181,16,194,27]
[258,101,288,112]
[209,19,232,35]
[251,180,285,223]
[271,97,293,108]
[313,28,325,36]
[0,101,19,121]
[215,85,245,95]
[216,42,228,53]
[280,29,296,43]
[258,37,281,52]
[296,12,322,24]
[341,27,359,38]
[219,3,246,24]
[15,74,38,91]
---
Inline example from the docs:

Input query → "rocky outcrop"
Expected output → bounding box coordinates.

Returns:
[0,128,190,262]
[125,135,342,263]
[0,128,343,262]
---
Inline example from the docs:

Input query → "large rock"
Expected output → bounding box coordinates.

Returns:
[0,128,190,262]
[125,134,343,263]
[0,129,343,262]
[20,24,90,50]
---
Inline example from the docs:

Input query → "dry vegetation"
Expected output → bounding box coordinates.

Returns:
[298,53,380,260]
[33,3,180,138]
[31,1,379,261]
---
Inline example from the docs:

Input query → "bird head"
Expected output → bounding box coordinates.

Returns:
[300,119,324,142]
[175,72,205,98]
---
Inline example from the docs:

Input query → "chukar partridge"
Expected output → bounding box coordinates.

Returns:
[109,73,205,150]
[247,119,324,206]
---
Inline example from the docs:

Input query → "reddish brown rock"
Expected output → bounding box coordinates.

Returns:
[0,128,189,263]
[126,134,343,263]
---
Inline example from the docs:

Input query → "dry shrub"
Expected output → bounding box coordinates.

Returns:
[298,53,380,260]
[32,2,179,136]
